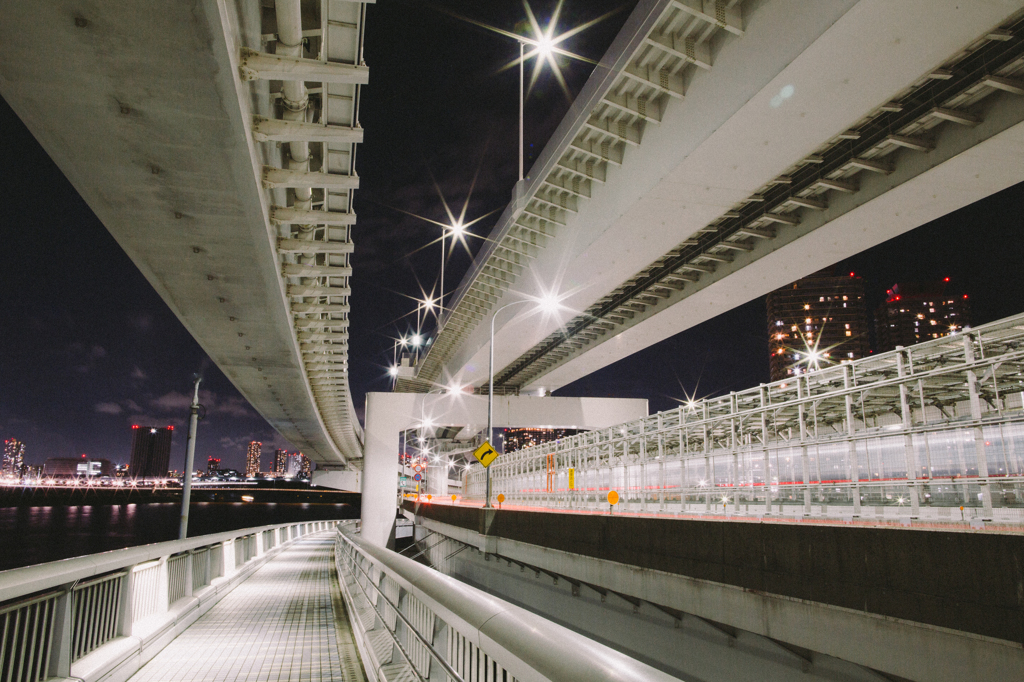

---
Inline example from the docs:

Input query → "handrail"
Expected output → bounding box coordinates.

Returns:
[337,523,681,682]
[342,544,463,682]
[0,521,328,602]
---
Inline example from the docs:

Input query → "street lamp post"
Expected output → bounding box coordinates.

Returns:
[485,295,559,508]
[519,40,525,181]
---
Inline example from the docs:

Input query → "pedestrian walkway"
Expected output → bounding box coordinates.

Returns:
[128,533,363,682]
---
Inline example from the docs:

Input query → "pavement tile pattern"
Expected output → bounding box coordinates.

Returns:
[130,534,349,682]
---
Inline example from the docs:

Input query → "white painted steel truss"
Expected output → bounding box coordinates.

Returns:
[246,0,369,461]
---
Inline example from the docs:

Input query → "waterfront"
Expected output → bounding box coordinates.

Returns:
[0,500,358,570]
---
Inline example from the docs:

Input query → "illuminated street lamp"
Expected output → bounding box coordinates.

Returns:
[446,2,615,181]
[485,293,560,507]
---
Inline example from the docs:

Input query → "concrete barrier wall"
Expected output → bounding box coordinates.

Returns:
[407,502,1024,645]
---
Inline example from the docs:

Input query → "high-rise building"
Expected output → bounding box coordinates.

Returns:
[766,270,871,382]
[274,448,288,476]
[129,426,174,479]
[875,280,971,352]
[245,441,262,477]
[300,453,312,477]
[502,428,581,454]
[284,453,302,477]
[207,456,221,474]
[2,438,25,478]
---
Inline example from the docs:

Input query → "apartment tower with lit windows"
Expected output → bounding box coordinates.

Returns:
[766,270,871,382]
[2,439,25,478]
[245,441,262,477]
[875,280,971,352]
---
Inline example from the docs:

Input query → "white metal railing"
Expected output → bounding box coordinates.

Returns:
[0,521,338,682]
[334,522,681,682]
[0,590,60,682]
[474,313,1024,523]
[70,571,125,662]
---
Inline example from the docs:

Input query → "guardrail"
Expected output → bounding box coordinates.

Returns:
[334,521,681,682]
[470,313,1024,524]
[0,521,338,682]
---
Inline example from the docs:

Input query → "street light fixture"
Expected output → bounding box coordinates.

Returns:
[484,293,561,508]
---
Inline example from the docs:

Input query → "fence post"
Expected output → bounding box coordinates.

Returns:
[47,587,73,678]
[184,552,194,599]
[158,557,170,614]
[222,539,234,577]
[118,566,135,637]
[964,334,994,520]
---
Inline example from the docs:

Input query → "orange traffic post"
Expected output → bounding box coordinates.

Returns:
[607,490,619,514]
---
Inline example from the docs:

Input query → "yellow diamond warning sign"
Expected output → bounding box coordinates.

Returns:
[473,441,500,468]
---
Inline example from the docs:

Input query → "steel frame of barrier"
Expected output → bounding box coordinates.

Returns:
[473,314,1024,522]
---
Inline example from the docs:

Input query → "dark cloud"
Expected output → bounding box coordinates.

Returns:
[94,402,123,415]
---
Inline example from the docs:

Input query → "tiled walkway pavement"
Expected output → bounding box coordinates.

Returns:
[130,533,355,682]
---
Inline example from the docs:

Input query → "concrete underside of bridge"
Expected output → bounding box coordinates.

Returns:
[0,1,350,464]
[407,503,1024,682]
[438,0,1024,394]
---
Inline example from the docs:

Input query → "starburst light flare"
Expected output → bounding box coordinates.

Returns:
[434,0,624,100]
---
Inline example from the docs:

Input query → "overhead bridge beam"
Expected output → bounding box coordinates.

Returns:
[288,285,352,297]
[282,264,353,278]
[271,207,357,225]
[278,238,354,254]
[292,303,351,314]
[239,49,369,84]
[252,118,364,143]
[263,167,359,190]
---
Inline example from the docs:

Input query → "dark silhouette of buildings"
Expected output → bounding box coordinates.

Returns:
[875,280,971,351]
[766,270,871,381]
[503,428,581,454]
[129,425,173,478]
[44,455,114,477]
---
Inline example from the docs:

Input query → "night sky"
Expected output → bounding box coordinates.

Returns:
[2,1,1023,472]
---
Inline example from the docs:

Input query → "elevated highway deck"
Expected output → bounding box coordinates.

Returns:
[417,0,1024,396]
